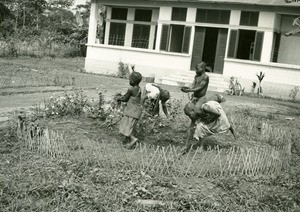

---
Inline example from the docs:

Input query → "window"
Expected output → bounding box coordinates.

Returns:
[111,8,128,20]
[132,24,151,48]
[135,9,152,22]
[227,29,264,61]
[160,24,191,53]
[240,11,259,26]
[196,9,230,24]
[106,7,157,49]
[171,8,187,21]
[109,23,126,46]
[131,9,152,49]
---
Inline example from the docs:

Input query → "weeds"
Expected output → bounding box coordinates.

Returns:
[44,88,88,117]
[2,89,299,211]
[117,61,131,79]
[289,85,300,102]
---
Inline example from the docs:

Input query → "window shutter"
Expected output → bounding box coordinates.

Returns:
[191,27,205,70]
[253,31,264,61]
[160,25,170,51]
[227,30,238,58]
[182,26,191,53]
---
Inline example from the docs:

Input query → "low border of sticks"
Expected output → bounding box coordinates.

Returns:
[14,111,292,178]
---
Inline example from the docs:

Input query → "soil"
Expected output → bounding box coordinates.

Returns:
[1,57,300,211]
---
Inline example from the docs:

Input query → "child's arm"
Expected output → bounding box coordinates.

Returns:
[185,120,196,146]
[186,75,209,93]
[161,101,170,118]
[116,88,132,102]
[182,78,195,92]
[151,83,162,92]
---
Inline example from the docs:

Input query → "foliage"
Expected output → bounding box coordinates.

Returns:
[227,76,244,96]
[251,81,257,94]
[1,84,300,211]
[256,71,265,95]
[85,91,113,120]
[117,61,132,79]
[44,88,88,117]
[0,0,91,57]
[289,86,300,102]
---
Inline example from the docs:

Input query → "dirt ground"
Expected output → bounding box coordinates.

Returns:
[1,57,299,119]
[1,58,300,211]
[1,78,299,129]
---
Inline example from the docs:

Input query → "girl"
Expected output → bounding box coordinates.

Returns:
[116,72,143,148]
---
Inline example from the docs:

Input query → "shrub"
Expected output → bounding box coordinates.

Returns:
[289,86,300,102]
[117,61,131,79]
[44,88,88,117]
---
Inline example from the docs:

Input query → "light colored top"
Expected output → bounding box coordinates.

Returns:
[145,83,160,99]
[193,101,230,139]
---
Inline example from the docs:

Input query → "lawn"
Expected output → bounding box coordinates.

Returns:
[0,57,300,211]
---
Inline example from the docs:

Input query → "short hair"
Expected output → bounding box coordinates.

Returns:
[160,89,170,102]
[184,102,196,117]
[129,71,142,85]
[195,61,206,69]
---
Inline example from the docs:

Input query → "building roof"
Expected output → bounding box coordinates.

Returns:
[151,0,300,7]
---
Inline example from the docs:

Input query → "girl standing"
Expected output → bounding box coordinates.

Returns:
[116,72,143,148]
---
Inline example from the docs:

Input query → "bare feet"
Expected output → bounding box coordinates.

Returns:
[126,136,138,149]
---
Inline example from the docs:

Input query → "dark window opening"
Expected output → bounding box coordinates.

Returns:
[169,25,184,52]
[135,9,152,22]
[240,11,259,26]
[196,9,230,24]
[160,25,170,51]
[111,8,128,20]
[236,30,256,60]
[160,24,191,53]
[131,24,150,49]
[171,7,187,21]
[109,23,126,46]
[202,28,219,69]
[228,29,264,61]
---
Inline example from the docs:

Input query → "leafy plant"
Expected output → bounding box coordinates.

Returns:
[227,76,244,96]
[289,86,300,102]
[256,71,265,95]
[251,82,257,94]
[117,61,131,79]
[44,88,88,117]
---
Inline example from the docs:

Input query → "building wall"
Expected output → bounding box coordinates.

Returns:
[223,59,300,98]
[85,44,191,78]
[86,1,300,99]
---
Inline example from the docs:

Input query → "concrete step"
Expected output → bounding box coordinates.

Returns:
[159,72,229,92]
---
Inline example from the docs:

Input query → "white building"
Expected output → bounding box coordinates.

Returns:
[85,0,300,99]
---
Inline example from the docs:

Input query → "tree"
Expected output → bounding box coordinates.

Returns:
[0,2,11,23]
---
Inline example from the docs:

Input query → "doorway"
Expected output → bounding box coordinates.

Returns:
[191,27,228,74]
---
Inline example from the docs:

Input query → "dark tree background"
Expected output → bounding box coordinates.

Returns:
[0,0,93,57]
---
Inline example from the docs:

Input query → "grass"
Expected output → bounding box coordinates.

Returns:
[1,57,300,211]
